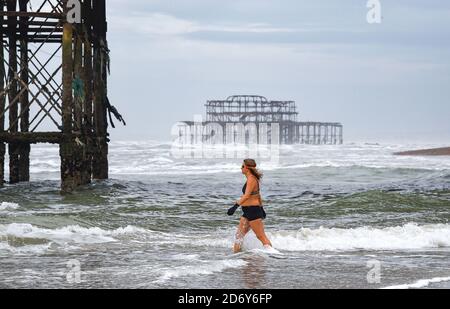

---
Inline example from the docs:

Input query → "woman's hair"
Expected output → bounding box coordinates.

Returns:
[244,159,263,180]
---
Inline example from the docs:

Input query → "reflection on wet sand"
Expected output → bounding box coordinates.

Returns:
[241,255,268,289]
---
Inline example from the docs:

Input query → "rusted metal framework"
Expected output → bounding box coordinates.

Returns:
[296,121,343,145]
[206,95,298,123]
[178,95,343,145]
[0,0,124,192]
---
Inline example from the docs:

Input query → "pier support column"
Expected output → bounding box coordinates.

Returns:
[82,0,94,184]
[7,0,19,184]
[18,0,30,182]
[313,124,317,145]
[71,22,89,187]
[333,126,337,145]
[317,125,320,145]
[92,0,108,180]
[60,2,78,192]
[0,143,4,186]
[0,3,5,186]
[306,125,310,145]
[288,123,294,145]
[301,125,305,144]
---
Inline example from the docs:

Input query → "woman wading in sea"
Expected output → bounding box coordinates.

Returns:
[228,159,273,253]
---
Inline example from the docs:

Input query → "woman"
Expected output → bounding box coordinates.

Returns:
[228,159,273,253]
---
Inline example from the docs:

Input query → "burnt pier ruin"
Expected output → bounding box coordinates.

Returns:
[177,95,343,145]
[0,0,124,192]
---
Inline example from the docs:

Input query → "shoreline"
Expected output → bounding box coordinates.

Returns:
[395,147,450,156]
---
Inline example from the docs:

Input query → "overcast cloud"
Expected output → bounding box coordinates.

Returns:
[105,0,450,143]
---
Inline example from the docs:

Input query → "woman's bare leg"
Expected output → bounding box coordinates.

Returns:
[234,217,250,253]
[249,219,272,247]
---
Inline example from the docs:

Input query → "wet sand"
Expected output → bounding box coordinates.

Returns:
[395,147,450,156]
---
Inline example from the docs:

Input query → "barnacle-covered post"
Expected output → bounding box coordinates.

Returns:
[92,0,108,180]
[0,0,123,192]
[81,0,94,184]
[18,0,30,182]
[60,0,77,192]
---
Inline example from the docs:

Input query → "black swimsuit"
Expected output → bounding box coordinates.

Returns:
[241,181,267,222]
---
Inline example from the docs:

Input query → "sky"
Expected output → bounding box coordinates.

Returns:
[104,0,450,143]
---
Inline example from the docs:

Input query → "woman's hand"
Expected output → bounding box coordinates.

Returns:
[227,204,239,216]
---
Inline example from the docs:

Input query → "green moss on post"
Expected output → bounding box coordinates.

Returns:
[1,0,113,192]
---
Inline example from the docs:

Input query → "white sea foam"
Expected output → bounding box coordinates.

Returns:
[0,224,149,246]
[383,277,450,289]
[156,259,247,283]
[25,142,450,176]
[188,223,450,252]
[267,223,450,251]
[0,242,52,255]
[246,247,283,256]
[124,142,450,175]
[2,222,450,256]
[0,202,20,211]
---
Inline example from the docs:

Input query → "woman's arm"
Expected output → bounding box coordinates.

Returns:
[237,177,258,205]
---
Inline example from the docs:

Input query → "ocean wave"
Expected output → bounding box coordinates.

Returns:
[109,163,241,176]
[108,157,450,175]
[0,202,20,211]
[188,223,450,252]
[0,242,52,255]
[271,163,447,172]
[383,276,450,289]
[0,224,149,246]
[135,223,450,253]
[18,141,450,176]
[2,222,449,255]
[265,223,450,251]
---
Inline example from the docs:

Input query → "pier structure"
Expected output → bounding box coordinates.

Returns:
[177,95,343,145]
[0,0,124,192]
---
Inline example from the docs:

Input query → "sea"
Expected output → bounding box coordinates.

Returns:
[0,141,449,289]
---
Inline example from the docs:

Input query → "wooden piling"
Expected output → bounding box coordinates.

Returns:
[73,30,82,133]
[0,3,5,186]
[60,1,77,192]
[92,0,108,180]
[71,22,88,186]
[18,0,30,182]
[0,0,117,192]
[82,0,93,185]
[7,0,19,184]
